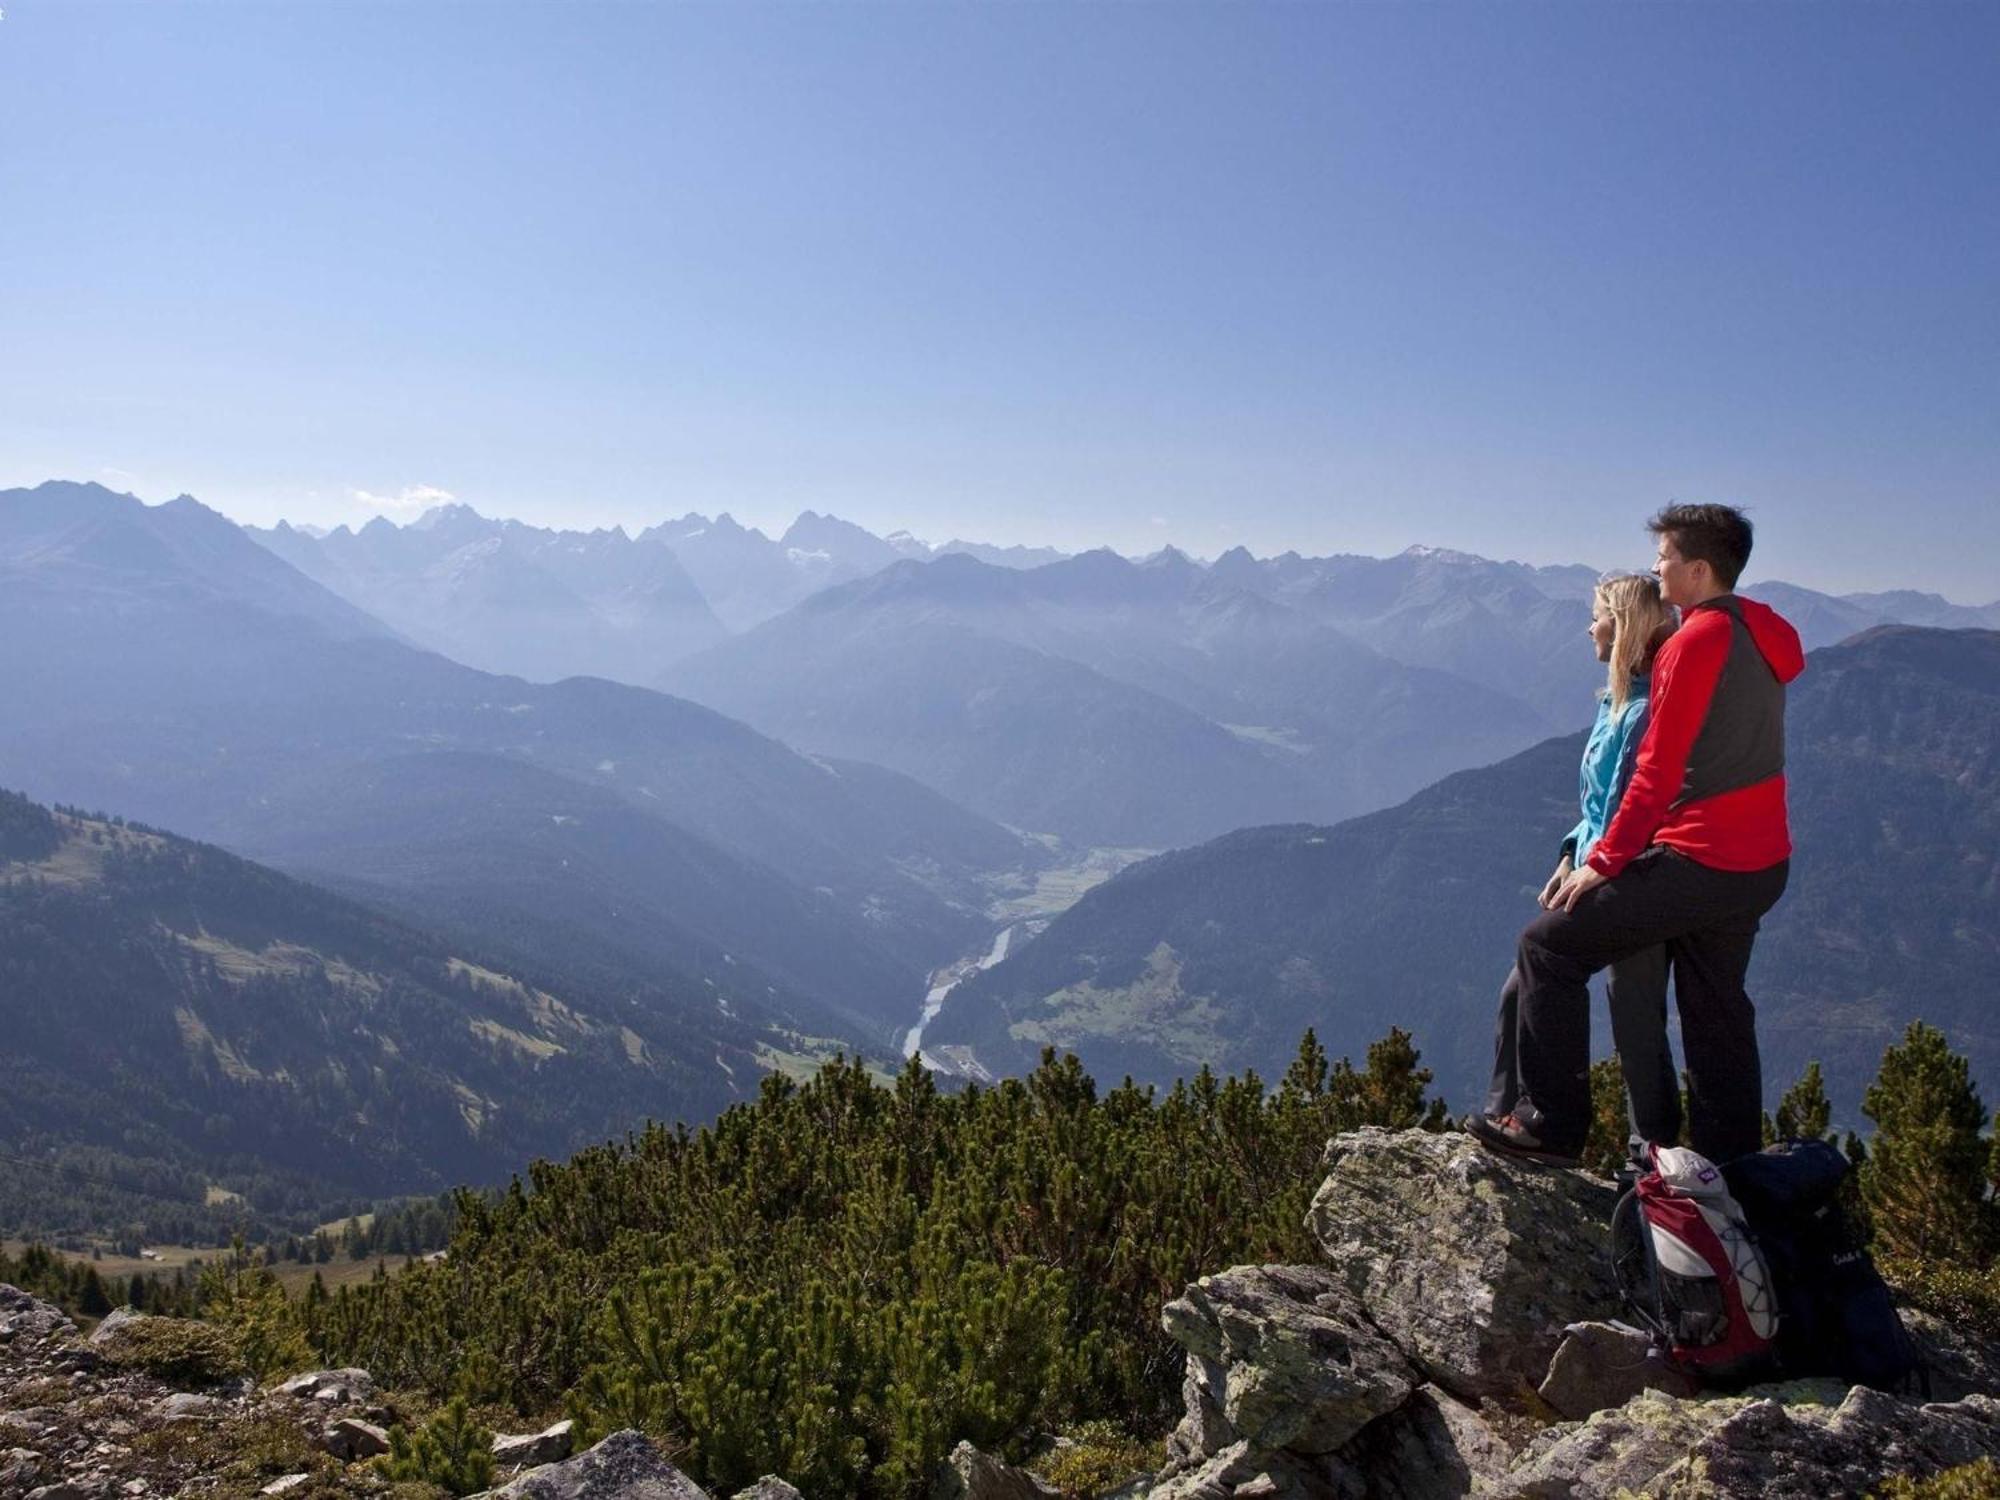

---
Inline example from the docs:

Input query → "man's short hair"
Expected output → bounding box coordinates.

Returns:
[1648,503,1754,590]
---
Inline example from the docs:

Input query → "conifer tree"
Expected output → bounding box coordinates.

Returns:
[198,1243,310,1379]
[1775,1061,1834,1141]
[1862,1022,1993,1264]
[380,1397,494,1495]
[1581,1057,1631,1177]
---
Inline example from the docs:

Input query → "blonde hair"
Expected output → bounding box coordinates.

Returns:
[1597,573,1674,713]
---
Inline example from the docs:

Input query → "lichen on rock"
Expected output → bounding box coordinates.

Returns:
[1305,1127,1620,1401]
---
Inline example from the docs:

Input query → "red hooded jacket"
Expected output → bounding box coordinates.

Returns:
[1587,594,1806,878]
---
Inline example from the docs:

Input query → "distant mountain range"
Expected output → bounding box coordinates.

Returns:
[0,788,766,1215]
[638,509,1068,631]
[252,505,729,683]
[247,492,1996,850]
[1,481,1049,1067]
[662,549,1556,847]
[924,626,2000,1120]
[252,502,1072,674]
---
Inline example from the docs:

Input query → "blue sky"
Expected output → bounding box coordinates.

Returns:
[2,1,1995,596]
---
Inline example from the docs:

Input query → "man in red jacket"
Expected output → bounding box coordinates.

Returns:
[1470,503,1804,1167]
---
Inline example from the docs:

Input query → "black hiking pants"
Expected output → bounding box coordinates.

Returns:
[1514,847,1789,1164]
[1486,942,1681,1149]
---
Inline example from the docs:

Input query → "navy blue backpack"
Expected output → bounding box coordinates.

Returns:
[1721,1138,1925,1392]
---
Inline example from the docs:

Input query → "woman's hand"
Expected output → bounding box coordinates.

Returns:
[1554,864,1609,912]
[1538,857,1574,909]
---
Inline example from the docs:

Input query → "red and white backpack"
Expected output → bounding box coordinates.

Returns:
[1610,1144,1779,1382]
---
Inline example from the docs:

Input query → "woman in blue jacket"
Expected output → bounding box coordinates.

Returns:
[1481,572,1679,1157]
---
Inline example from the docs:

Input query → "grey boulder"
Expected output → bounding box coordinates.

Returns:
[276,1368,375,1405]
[476,1429,710,1500]
[1306,1127,1620,1400]
[1498,1383,2000,1498]
[1904,1308,2000,1404]
[322,1416,392,1460]
[1160,1265,1414,1456]
[494,1419,577,1468]
[0,1285,76,1345]
[1534,1322,1696,1420]
[84,1307,151,1349]
[154,1392,225,1422]
[931,1440,1060,1500]
[730,1481,805,1500]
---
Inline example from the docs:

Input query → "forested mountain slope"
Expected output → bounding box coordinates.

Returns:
[928,627,2000,1114]
[0,790,777,1234]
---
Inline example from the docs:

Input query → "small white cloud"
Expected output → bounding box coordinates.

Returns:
[99,466,137,484]
[350,483,455,517]
[1150,515,1169,527]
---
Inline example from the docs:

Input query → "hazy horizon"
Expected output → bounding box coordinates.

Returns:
[4,2,1996,598]
[11,473,1998,606]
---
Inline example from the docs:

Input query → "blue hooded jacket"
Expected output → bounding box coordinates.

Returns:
[1563,676,1652,866]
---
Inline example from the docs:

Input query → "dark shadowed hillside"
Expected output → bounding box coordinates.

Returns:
[928,627,2000,1115]
[0,790,786,1233]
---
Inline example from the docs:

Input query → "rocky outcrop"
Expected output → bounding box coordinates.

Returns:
[932,1440,1062,1500]
[0,1285,274,1497]
[1143,1129,2000,1500]
[494,1418,578,1468]
[1534,1322,1696,1420]
[730,1480,806,1500]
[275,1367,376,1405]
[0,1285,76,1346]
[1503,1384,2000,1498]
[1306,1128,1619,1400]
[1160,1266,1414,1457]
[477,1428,711,1500]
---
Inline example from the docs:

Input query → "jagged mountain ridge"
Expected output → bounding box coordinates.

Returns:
[1,480,391,645]
[639,506,1069,631]
[252,504,729,683]
[927,626,2000,1116]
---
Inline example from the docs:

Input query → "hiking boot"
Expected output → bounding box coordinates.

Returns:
[1464,1108,1582,1169]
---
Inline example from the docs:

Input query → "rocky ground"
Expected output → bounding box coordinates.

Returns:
[8,1127,1999,1498]
[0,1287,793,1500]
[1145,1128,2000,1499]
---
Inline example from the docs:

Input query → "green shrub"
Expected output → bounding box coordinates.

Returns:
[98,1314,247,1386]
[1875,1458,2000,1498]
[130,1414,344,1499]
[1032,1421,1165,1499]
[197,1250,312,1380]
[310,1035,1454,1499]
[379,1397,495,1496]
[1880,1257,2000,1344]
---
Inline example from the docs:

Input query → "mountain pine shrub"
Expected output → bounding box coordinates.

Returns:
[309,1034,1449,1498]
[379,1397,494,1495]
